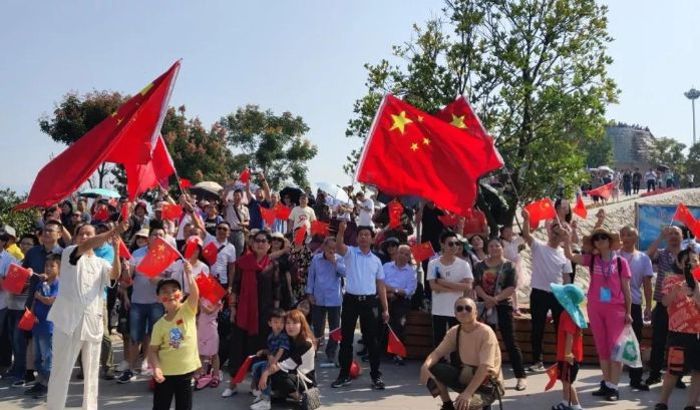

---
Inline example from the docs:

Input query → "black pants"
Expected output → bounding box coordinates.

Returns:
[633,181,641,194]
[429,363,493,410]
[623,182,632,196]
[153,372,194,410]
[338,294,381,379]
[311,305,341,358]
[432,315,458,348]
[0,309,12,368]
[217,304,232,368]
[270,370,316,397]
[647,180,656,192]
[381,297,411,351]
[496,305,526,378]
[649,304,669,377]
[228,324,266,381]
[530,288,563,364]
[629,304,645,383]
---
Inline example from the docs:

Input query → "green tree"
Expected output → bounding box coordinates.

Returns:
[39,91,126,188]
[219,105,318,190]
[584,134,613,168]
[685,143,700,183]
[345,0,618,222]
[0,189,37,237]
[648,136,686,174]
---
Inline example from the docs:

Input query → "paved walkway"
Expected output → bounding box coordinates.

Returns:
[0,336,694,409]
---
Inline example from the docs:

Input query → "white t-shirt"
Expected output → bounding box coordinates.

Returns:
[204,234,237,285]
[357,198,375,227]
[332,200,353,221]
[502,237,525,263]
[289,206,316,230]
[529,239,572,292]
[426,257,473,317]
[176,213,193,240]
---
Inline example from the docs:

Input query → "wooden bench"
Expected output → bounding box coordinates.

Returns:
[404,311,652,365]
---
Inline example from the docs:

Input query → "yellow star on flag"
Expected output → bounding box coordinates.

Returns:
[450,114,467,129]
[422,138,431,145]
[390,111,413,134]
[140,82,154,96]
[410,142,419,151]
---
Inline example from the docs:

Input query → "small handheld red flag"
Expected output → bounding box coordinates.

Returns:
[329,327,343,342]
[184,236,203,260]
[573,195,587,219]
[93,205,110,222]
[693,266,700,282]
[18,308,36,331]
[3,264,31,294]
[195,273,227,304]
[544,364,559,391]
[294,226,307,246]
[388,200,404,229]
[231,355,256,384]
[674,203,696,228]
[117,238,132,260]
[310,220,329,237]
[260,206,276,226]
[461,208,487,235]
[274,204,291,220]
[179,178,192,189]
[438,213,460,228]
[136,237,181,278]
[240,168,251,184]
[386,327,407,358]
[524,198,557,229]
[161,203,184,221]
[410,242,435,263]
[587,182,615,200]
[202,241,219,266]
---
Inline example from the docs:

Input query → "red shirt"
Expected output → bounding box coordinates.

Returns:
[556,311,583,362]
[663,274,700,334]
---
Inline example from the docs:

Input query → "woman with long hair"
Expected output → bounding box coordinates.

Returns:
[563,226,632,402]
[256,309,316,409]
[222,230,280,397]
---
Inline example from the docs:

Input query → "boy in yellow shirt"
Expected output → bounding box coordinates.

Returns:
[148,261,201,410]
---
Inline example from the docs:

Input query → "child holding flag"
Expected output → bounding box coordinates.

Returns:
[549,283,587,410]
[148,261,200,410]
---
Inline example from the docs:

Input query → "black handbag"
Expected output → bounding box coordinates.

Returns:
[297,373,321,410]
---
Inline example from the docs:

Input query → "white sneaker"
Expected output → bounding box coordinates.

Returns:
[221,387,238,398]
[250,399,271,410]
[116,360,129,372]
[251,389,262,397]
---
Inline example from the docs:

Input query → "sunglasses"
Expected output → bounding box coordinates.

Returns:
[445,241,461,247]
[592,234,610,241]
[455,305,473,313]
[254,239,269,244]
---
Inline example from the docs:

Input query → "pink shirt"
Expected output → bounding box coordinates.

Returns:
[583,254,631,305]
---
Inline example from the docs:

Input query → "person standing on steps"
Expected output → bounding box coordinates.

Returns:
[330,221,389,390]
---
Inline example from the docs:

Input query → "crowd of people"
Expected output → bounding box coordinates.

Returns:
[0,171,700,410]
[585,167,692,205]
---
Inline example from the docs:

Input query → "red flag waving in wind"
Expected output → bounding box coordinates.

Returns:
[137,237,181,278]
[524,198,557,229]
[161,203,184,221]
[239,168,251,184]
[437,96,494,144]
[410,242,435,263]
[18,61,180,209]
[356,95,503,216]
[573,194,587,219]
[587,182,615,200]
[201,241,219,266]
[125,134,177,199]
[674,203,696,228]
[310,220,329,237]
[195,273,226,304]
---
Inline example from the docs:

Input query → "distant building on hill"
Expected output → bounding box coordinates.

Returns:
[606,122,655,170]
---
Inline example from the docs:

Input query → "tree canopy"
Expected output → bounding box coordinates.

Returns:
[345,0,618,221]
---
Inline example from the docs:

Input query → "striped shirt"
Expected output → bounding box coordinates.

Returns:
[652,249,675,302]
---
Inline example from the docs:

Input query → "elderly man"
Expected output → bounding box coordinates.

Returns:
[47,220,127,410]
[306,237,345,364]
[222,186,250,258]
[383,244,417,365]
[420,296,504,410]
[521,209,573,372]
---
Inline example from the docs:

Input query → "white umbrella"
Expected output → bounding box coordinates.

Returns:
[193,181,223,193]
[315,182,350,204]
[598,165,613,173]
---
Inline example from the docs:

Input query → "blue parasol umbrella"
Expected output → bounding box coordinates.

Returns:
[79,188,121,199]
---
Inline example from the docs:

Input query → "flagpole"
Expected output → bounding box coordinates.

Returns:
[503,167,524,231]
[354,94,389,185]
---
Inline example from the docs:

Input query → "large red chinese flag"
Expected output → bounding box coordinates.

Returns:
[125,134,177,199]
[3,264,31,294]
[524,198,557,229]
[356,95,503,216]
[437,96,496,145]
[18,61,180,209]
[137,237,181,278]
[410,242,435,263]
[386,327,407,358]
[573,194,587,219]
[587,182,615,200]
[231,355,256,384]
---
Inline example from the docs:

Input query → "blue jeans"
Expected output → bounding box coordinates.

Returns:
[7,309,27,378]
[129,303,164,343]
[34,332,52,382]
[251,361,271,397]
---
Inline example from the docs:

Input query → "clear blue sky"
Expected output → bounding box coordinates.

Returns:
[1,0,698,195]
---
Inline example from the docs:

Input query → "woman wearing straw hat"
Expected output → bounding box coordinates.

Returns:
[563,226,632,402]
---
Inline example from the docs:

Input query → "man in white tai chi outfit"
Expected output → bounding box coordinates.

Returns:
[47,221,127,410]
